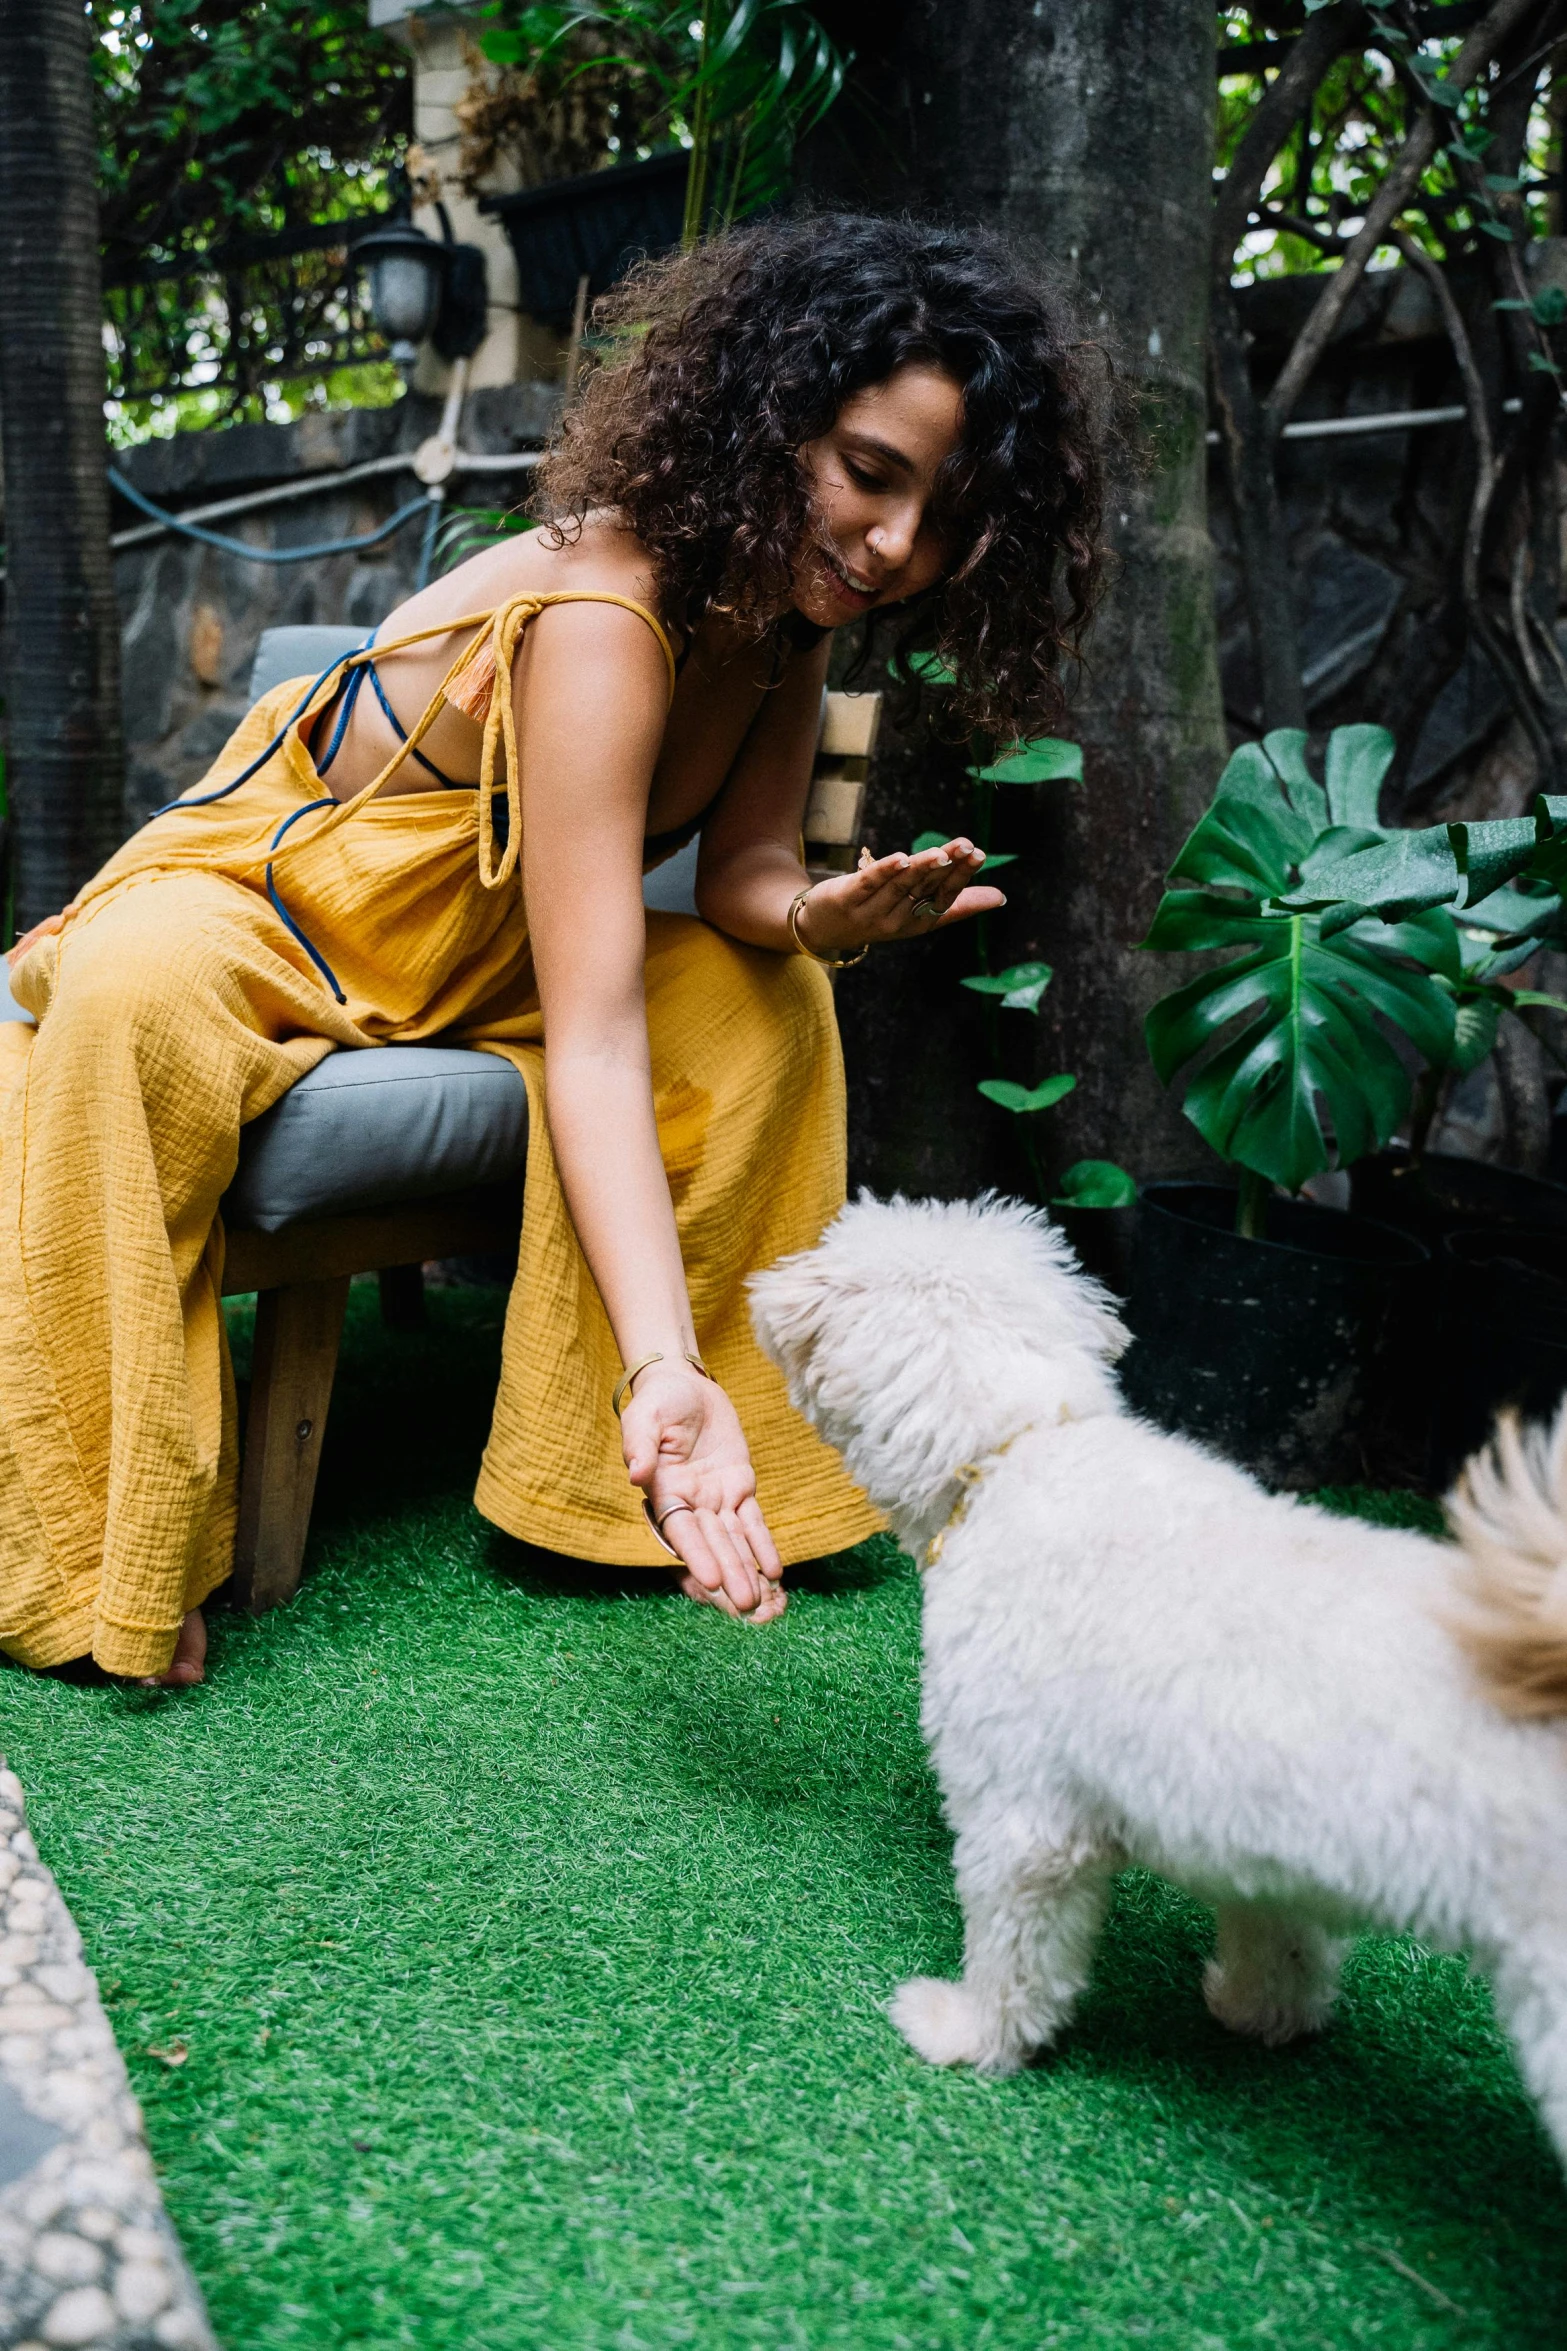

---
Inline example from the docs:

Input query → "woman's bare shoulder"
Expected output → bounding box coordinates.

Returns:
[447,510,662,616]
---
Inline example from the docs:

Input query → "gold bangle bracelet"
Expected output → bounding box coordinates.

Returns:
[611,1350,716,1418]
[788,886,869,969]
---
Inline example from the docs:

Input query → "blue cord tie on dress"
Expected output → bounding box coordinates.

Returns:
[148,639,387,999]
[360,657,463,789]
[265,798,349,1004]
[148,646,368,818]
[131,590,677,1003]
[149,623,461,999]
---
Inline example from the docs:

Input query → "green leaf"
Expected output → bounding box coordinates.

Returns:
[911,831,946,854]
[1145,722,1471,1185]
[1259,730,1330,832]
[1170,796,1305,897]
[1420,76,1465,110]
[1143,909,1455,1190]
[1141,888,1271,955]
[1534,287,1567,327]
[1322,724,1394,829]
[1479,218,1515,239]
[980,852,1018,872]
[1485,173,1524,191]
[1451,993,1502,1076]
[1454,878,1557,935]
[1163,730,1339,899]
[961,961,1053,1007]
[1053,1159,1138,1209]
[899,650,956,685]
[978,1075,1077,1115]
[1297,824,1387,885]
[969,739,1084,786]
[1529,830,1567,902]
[1279,826,1462,919]
[1451,816,1541,906]
[1361,906,1463,983]
[1511,989,1567,1014]
[1529,350,1562,374]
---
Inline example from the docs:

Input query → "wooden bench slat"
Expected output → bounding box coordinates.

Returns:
[222,1185,521,1295]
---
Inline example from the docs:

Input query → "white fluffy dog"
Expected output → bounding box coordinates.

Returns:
[749,1191,1567,2166]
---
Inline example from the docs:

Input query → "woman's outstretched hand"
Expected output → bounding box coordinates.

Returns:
[620,1361,786,1621]
[795,837,1002,958]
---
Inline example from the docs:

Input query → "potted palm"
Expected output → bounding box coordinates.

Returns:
[1127,724,1445,1487]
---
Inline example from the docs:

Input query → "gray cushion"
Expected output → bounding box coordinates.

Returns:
[0,958,30,1023]
[10,957,530,1231]
[641,833,699,916]
[225,1046,529,1233]
[249,624,366,706]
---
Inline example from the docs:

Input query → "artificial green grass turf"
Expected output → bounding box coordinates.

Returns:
[3,1287,1565,2350]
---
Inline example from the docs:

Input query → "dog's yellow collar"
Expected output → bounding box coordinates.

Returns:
[922,1410,1070,1569]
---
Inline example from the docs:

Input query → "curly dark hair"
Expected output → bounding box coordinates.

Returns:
[532,212,1110,741]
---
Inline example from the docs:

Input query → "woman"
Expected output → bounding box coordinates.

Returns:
[0,213,1104,1684]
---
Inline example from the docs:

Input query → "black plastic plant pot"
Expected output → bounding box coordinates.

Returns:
[1052,1201,1138,1300]
[1350,1147,1567,1247]
[1118,1182,1431,1491]
[1432,1227,1567,1487]
[480,153,689,331]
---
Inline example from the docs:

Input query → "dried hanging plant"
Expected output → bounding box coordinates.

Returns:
[452,26,665,195]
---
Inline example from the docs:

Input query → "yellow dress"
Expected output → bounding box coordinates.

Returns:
[0,592,880,1676]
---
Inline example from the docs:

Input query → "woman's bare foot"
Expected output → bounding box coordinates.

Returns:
[141,1609,206,1688]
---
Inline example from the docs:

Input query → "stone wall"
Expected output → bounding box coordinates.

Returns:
[107,382,558,826]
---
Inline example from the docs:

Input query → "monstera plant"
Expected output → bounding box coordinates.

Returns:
[1274,772,1567,1160]
[1142,725,1460,1235]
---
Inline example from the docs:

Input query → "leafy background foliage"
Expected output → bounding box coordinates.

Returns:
[94,0,409,431]
[94,0,408,282]
[476,1,847,240]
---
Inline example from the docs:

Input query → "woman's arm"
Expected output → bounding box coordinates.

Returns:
[516,600,783,1618]
[695,640,1003,952]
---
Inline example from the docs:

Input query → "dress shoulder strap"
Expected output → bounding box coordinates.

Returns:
[268,588,679,901]
[366,589,677,717]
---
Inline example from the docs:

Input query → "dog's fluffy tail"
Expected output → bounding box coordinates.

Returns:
[1448,1399,1567,1718]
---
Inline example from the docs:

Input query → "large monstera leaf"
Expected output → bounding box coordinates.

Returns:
[1281,789,1567,947]
[1143,727,1458,1190]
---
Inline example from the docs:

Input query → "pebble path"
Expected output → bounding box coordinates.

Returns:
[0,1759,218,2351]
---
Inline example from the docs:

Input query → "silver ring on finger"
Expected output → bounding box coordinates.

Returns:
[910,897,941,921]
[645,1497,694,1556]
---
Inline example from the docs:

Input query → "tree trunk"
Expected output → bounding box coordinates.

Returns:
[0,0,124,933]
[807,0,1227,1191]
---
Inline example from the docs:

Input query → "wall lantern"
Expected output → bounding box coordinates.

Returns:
[354,205,489,379]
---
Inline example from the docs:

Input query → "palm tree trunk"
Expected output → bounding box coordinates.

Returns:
[0,0,124,934]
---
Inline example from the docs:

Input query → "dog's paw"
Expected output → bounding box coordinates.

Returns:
[889,1976,989,2067]
[1201,1954,1336,2048]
